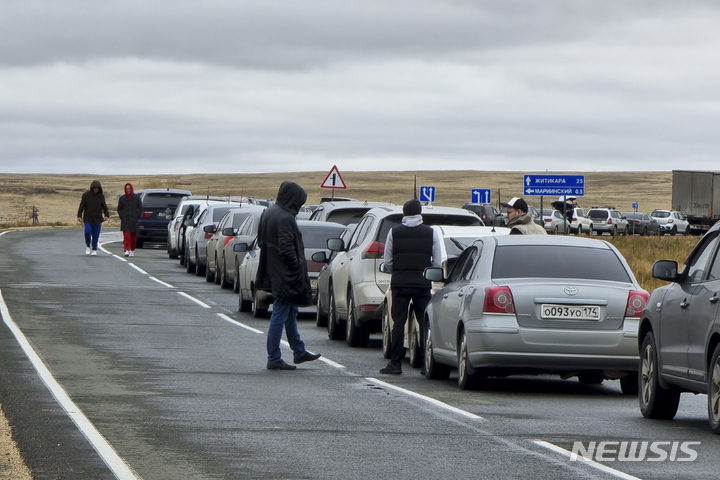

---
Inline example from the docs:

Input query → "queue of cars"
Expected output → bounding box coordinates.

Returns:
[142,189,718,434]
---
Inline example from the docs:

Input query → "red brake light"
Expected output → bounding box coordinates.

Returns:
[141,211,153,218]
[572,216,578,222]
[482,212,488,220]
[625,290,649,317]
[483,286,515,314]
[544,218,552,223]
[606,218,612,224]
[362,241,385,259]
[668,218,674,224]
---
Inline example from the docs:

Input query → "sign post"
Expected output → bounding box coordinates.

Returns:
[320,165,347,200]
[632,202,638,235]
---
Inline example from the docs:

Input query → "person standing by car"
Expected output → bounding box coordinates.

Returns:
[117,182,143,257]
[380,199,442,375]
[501,197,547,235]
[255,181,321,370]
[77,180,109,256]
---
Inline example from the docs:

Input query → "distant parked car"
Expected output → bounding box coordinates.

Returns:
[137,189,192,248]
[640,222,720,433]
[541,209,569,235]
[236,221,346,317]
[422,235,647,391]
[185,203,242,275]
[461,203,501,226]
[314,223,359,327]
[587,207,630,236]
[168,196,228,259]
[623,212,661,236]
[222,208,267,293]
[308,200,395,225]
[651,209,690,236]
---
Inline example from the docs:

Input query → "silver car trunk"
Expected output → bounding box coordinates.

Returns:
[504,279,632,330]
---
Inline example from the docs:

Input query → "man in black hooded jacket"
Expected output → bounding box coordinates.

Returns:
[256,181,322,370]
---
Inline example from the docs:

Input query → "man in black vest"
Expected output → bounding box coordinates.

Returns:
[380,199,442,375]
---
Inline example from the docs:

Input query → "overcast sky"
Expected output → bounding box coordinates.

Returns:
[1,0,719,175]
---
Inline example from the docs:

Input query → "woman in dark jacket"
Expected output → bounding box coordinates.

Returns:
[77,180,109,255]
[117,182,143,257]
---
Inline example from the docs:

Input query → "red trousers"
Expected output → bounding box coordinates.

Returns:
[123,231,138,251]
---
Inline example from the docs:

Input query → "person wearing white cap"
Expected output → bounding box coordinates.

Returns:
[501,197,547,235]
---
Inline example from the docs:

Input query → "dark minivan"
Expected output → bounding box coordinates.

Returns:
[137,189,192,248]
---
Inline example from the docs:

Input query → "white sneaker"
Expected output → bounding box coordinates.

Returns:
[91,250,98,256]
[124,250,129,257]
[86,246,91,255]
[129,250,135,257]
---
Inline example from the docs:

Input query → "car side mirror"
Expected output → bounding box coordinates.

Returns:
[222,227,235,236]
[378,262,389,273]
[311,251,328,263]
[233,243,249,252]
[203,225,215,234]
[327,237,345,251]
[423,267,445,282]
[652,260,679,282]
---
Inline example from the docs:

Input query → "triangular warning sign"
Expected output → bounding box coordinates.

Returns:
[321,165,347,189]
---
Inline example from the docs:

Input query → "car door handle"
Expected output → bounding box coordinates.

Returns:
[443,294,448,299]
[458,291,464,297]
[680,300,689,308]
[711,295,719,304]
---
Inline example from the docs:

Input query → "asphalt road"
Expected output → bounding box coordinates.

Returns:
[0,227,718,480]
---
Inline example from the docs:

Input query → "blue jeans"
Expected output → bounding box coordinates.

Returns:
[267,298,306,363]
[84,223,102,250]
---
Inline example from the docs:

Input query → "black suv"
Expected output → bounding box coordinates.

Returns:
[137,189,192,248]
[461,203,505,227]
[640,221,720,433]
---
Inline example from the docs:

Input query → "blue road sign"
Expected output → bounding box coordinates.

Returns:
[523,174,585,196]
[471,188,491,204]
[419,186,436,203]
[632,202,638,209]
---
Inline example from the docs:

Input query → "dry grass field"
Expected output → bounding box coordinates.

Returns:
[0,170,695,293]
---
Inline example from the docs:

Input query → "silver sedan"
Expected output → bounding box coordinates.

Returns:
[423,235,648,392]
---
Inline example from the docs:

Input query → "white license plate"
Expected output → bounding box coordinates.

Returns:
[541,304,600,320]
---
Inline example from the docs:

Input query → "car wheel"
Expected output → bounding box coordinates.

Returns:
[458,330,481,390]
[381,302,392,359]
[327,287,344,340]
[345,290,369,347]
[639,331,681,419]
[219,255,230,288]
[185,248,196,274]
[575,225,582,235]
[408,310,423,368]
[136,240,144,249]
[623,226,629,236]
[642,227,647,236]
[620,372,639,395]
[315,294,328,327]
[424,320,450,380]
[232,259,240,293]
[238,286,252,312]
[252,289,268,318]
[553,226,559,235]
[195,248,205,276]
[708,343,720,433]
[588,224,593,236]
[578,371,604,385]
[205,255,215,282]
[671,225,677,236]
[611,226,617,237]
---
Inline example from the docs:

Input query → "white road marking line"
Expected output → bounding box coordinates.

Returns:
[128,263,147,275]
[216,313,263,333]
[318,357,345,369]
[0,231,13,237]
[113,255,128,262]
[365,377,482,420]
[0,290,141,480]
[533,440,643,480]
[177,292,211,308]
[149,277,174,288]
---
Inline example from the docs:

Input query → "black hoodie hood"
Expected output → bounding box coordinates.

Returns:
[275,181,307,216]
[90,180,104,194]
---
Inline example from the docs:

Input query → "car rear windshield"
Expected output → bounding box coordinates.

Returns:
[492,245,632,282]
[232,211,252,227]
[299,225,345,249]
[376,214,481,243]
[142,193,188,209]
[326,209,371,225]
[212,206,237,222]
[588,210,609,220]
[652,211,670,218]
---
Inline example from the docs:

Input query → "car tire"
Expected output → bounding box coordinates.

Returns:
[575,225,582,235]
[408,310,423,368]
[219,255,230,288]
[195,248,205,276]
[588,224,593,236]
[642,227,648,236]
[671,225,677,236]
[553,226,558,235]
[315,294,328,327]
[345,290,370,347]
[578,371,604,385]
[252,289,268,318]
[185,249,196,274]
[458,330,481,390]
[639,331,681,419]
[424,320,450,380]
[623,226,629,236]
[205,255,215,282]
[238,287,252,312]
[708,343,720,433]
[620,372,639,395]
[327,287,344,340]
[232,259,240,293]
[381,302,392,359]
[611,226,617,237]
[136,240,144,249]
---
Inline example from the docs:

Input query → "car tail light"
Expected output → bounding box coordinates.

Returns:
[482,212,488,221]
[634,220,642,226]
[141,211,153,218]
[484,286,515,314]
[625,290,649,317]
[668,218,674,224]
[361,241,384,259]
[572,216,578,222]
[544,218,552,223]
[606,218,613,224]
